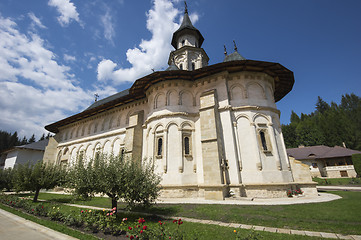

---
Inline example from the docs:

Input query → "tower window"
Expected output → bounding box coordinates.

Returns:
[184,136,190,155]
[180,64,183,70]
[182,40,185,46]
[191,62,195,70]
[157,137,163,157]
[260,131,268,151]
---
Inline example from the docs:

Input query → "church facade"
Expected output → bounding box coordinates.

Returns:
[44,8,317,200]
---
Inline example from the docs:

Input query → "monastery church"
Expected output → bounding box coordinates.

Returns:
[43,6,317,200]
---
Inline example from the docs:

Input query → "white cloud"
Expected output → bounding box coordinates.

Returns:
[64,53,76,62]
[28,12,46,29]
[100,7,115,44]
[0,16,92,138]
[97,0,182,84]
[48,0,82,27]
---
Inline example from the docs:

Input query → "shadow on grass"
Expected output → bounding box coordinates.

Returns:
[132,204,180,216]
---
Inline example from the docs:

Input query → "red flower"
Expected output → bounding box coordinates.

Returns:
[173,220,177,223]
[143,225,147,230]
[130,236,134,240]
[128,227,132,230]
[140,230,143,234]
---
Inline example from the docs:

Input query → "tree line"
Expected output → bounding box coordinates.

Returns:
[0,131,51,153]
[282,93,361,150]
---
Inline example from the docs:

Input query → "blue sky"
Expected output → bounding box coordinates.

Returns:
[0,0,360,139]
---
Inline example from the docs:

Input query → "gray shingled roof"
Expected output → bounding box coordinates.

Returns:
[287,145,361,160]
[224,51,246,62]
[86,89,130,110]
[171,11,204,49]
[15,139,49,151]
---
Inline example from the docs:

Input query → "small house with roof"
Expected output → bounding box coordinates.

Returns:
[43,6,317,200]
[287,145,360,178]
[2,139,49,169]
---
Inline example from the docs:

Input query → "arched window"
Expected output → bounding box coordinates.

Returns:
[180,64,183,70]
[184,136,190,155]
[182,39,185,46]
[191,62,195,71]
[260,131,268,151]
[157,138,163,157]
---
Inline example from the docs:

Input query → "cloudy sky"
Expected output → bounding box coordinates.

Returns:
[1,0,360,140]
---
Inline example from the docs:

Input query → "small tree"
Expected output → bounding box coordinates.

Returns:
[67,153,161,210]
[0,168,13,191]
[66,156,95,200]
[12,161,66,202]
[352,154,361,177]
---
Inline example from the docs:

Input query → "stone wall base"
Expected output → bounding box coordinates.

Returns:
[160,183,318,200]
[160,185,229,200]
[230,182,318,198]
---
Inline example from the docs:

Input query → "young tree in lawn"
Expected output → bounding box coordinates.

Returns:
[12,161,65,202]
[67,153,161,211]
[0,168,13,191]
[66,155,95,200]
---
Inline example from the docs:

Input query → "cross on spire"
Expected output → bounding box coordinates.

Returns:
[233,40,238,52]
[94,93,99,102]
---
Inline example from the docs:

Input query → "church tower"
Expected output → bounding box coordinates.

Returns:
[168,4,209,70]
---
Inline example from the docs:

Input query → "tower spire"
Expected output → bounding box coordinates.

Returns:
[184,1,188,14]
[233,40,238,52]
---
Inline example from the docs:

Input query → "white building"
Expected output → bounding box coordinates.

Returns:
[2,139,49,169]
[43,7,317,200]
[287,145,360,178]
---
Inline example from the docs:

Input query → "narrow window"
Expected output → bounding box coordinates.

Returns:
[180,64,183,70]
[260,131,268,151]
[191,62,195,70]
[182,39,185,46]
[157,138,163,156]
[184,136,190,155]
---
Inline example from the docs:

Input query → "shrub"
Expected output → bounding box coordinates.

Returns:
[12,161,66,202]
[0,168,13,191]
[352,154,361,177]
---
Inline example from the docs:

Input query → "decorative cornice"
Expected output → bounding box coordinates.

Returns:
[143,112,199,127]
[218,105,280,115]
[58,129,126,148]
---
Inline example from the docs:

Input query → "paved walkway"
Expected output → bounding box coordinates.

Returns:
[0,208,77,240]
[317,186,361,192]
[156,192,342,205]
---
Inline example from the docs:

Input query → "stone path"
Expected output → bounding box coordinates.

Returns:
[316,186,361,192]
[0,208,77,240]
[66,202,361,239]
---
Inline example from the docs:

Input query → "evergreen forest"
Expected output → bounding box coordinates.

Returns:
[282,93,361,151]
[0,131,51,153]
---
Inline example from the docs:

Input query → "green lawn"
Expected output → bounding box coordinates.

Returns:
[20,191,361,236]
[0,196,324,240]
[312,177,361,186]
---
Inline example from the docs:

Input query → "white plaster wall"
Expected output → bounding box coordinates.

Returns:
[5,149,44,169]
[4,150,18,169]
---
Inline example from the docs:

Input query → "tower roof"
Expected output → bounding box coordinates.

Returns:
[171,6,204,49]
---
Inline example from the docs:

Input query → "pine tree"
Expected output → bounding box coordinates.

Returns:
[28,134,36,143]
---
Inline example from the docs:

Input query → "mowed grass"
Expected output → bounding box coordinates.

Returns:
[21,191,361,235]
[312,177,361,186]
[0,198,324,240]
